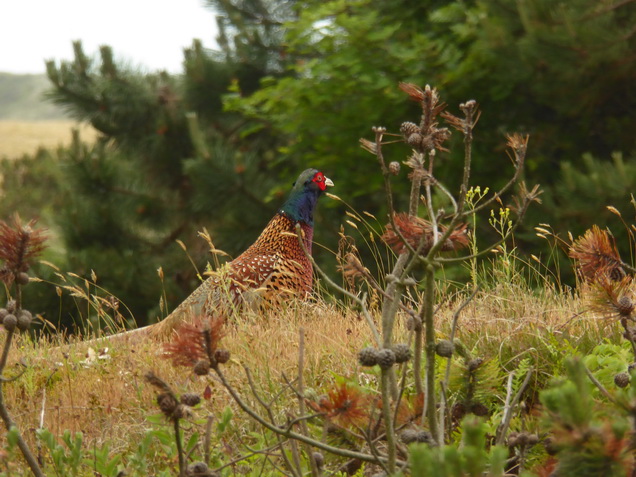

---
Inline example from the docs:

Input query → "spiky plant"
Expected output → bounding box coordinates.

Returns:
[0,215,47,477]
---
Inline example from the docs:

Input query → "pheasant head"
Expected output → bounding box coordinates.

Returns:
[279,169,334,226]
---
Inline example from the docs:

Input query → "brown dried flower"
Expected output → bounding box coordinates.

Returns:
[163,314,226,367]
[398,83,451,153]
[569,226,625,283]
[0,215,47,285]
[359,138,378,155]
[586,275,636,319]
[398,82,426,102]
[308,382,368,428]
[382,213,469,255]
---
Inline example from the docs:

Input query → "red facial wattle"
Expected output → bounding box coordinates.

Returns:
[312,172,334,191]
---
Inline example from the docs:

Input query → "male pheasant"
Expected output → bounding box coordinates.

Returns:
[112,168,333,341]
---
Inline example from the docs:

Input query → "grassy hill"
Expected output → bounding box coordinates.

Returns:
[0,72,95,159]
[0,72,67,120]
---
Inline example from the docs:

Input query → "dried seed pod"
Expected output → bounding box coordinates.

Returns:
[358,347,379,367]
[435,340,454,358]
[407,133,423,148]
[467,358,484,371]
[400,121,420,138]
[614,372,630,388]
[214,349,230,364]
[2,314,17,332]
[16,272,29,286]
[194,359,211,376]
[388,161,400,175]
[507,431,519,447]
[377,349,396,369]
[392,343,412,363]
[6,300,16,314]
[16,310,32,331]
[157,392,178,417]
[617,296,634,316]
[527,434,540,446]
[180,393,201,407]
[0,309,7,320]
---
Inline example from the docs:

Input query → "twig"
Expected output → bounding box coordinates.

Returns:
[243,366,299,476]
[212,364,406,466]
[174,419,185,477]
[583,365,629,411]
[213,442,284,472]
[202,415,213,466]
[440,286,480,441]
[495,368,534,445]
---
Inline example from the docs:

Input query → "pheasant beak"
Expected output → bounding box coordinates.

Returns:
[324,177,334,187]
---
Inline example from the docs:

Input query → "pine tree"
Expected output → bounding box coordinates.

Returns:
[44,41,282,327]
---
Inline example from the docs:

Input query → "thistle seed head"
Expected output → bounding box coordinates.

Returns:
[467,358,484,371]
[614,372,630,388]
[2,314,17,332]
[214,349,230,364]
[358,347,379,367]
[377,349,396,369]
[193,359,211,376]
[392,343,412,363]
[157,392,178,418]
[435,340,454,358]
[400,121,420,138]
[407,133,423,148]
[617,296,634,316]
[180,393,201,407]
[16,310,32,331]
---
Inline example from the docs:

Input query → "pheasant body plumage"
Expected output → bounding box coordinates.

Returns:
[142,168,333,338]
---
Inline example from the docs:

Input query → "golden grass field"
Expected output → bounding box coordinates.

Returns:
[0,120,97,159]
[4,280,610,472]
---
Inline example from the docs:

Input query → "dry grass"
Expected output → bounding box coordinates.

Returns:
[0,120,97,159]
[4,301,383,455]
[3,283,608,454]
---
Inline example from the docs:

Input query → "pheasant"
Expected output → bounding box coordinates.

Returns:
[106,168,333,342]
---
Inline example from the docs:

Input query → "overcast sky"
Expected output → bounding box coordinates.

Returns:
[0,0,219,75]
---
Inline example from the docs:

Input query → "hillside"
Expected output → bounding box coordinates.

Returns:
[0,72,67,120]
[0,72,96,159]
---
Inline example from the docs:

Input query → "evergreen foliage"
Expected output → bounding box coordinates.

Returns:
[43,42,286,326]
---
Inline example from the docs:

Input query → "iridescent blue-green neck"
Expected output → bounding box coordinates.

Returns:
[278,168,324,226]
